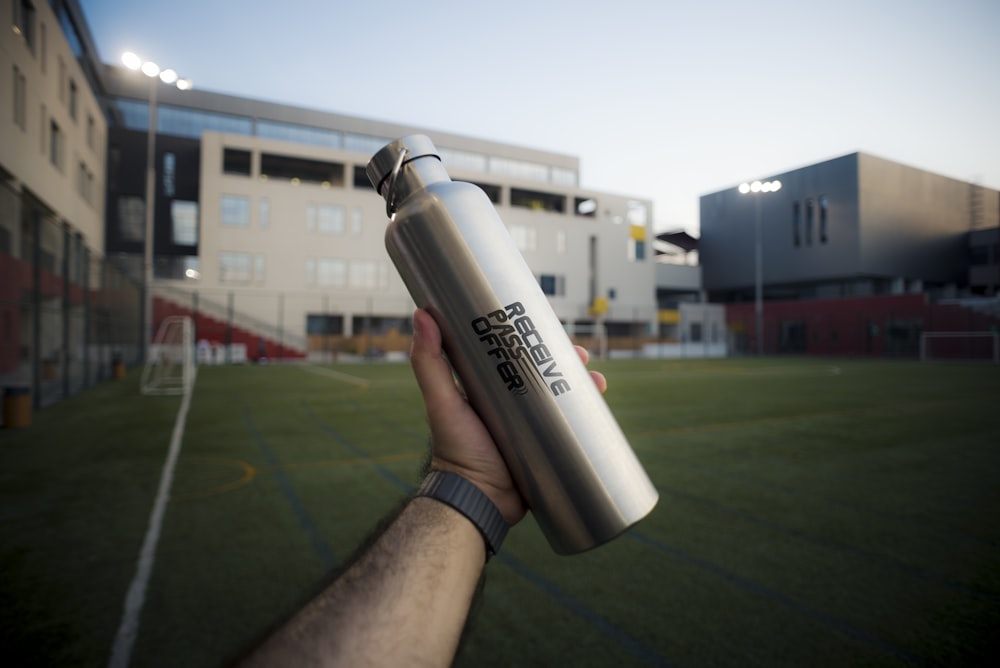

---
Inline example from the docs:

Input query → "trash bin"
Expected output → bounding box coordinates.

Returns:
[2,387,31,429]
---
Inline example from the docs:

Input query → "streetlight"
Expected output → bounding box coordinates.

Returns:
[121,51,191,361]
[738,179,782,355]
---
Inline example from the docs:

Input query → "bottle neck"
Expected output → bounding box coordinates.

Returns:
[382,156,451,215]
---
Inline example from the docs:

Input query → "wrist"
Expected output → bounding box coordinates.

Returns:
[416,471,509,559]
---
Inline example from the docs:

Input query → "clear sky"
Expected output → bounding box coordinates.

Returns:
[80,0,999,235]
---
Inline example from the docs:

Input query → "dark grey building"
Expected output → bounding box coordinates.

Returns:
[700,152,1000,303]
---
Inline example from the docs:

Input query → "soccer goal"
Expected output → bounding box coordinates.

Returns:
[919,331,999,363]
[141,316,197,395]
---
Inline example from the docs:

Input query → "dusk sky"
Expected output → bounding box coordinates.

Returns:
[80,0,999,235]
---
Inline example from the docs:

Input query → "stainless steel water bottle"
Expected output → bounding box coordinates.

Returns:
[367,135,658,554]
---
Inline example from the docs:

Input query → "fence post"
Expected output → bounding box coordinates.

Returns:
[277,293,284,360]
[226,291,233,364]
[31,208,41,409]
[61,222,71,400]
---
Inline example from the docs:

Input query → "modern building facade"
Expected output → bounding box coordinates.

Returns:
[101,65,658,358]
[700,152,1000,303]
[699,152,1000,355]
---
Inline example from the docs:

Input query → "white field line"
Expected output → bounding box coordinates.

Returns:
[107,379,194,668]
[300,364,371,389]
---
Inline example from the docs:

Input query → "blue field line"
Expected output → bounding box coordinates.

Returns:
[298,402,414,494]
[658,485,1000,604]
[496,551,672,667]
[673,457,999,550]
[242,407,337,569]
[300,401,671,665]
[626,530,922,665]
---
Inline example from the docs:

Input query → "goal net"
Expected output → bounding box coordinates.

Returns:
[919,331,999,363]
[141,316,197,395]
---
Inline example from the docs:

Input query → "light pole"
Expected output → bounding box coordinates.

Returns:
[738,179,782,355]
[121,51,191,361]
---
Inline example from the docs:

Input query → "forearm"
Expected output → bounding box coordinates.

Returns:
[241,497,486,668]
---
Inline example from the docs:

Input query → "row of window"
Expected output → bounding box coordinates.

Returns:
[305,257,389,290]
[117,196,198,246]
[218,195,364,236]
[792,196,829,246]
[115,97,578,187]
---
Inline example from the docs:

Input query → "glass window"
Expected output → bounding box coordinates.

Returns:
[805,198,814,245]
[118,196,144,242]
[349,259,386,289]
[510,225,537,252]
[68,78,77,120]
[575,197,597,217]
[259,198,270,228]
[261,153,344,185]
[14,0,36,52]
[86,114,95,150]
[163,152,176,197]
[490,157,549,182]
[556,230,567,254]
[13,65,27,131]
[628,239,646,262]
[317,258,347,287]
[219,252,251,282]
[345,133,390,155]
[157,104,253,139]
[305,258,316,285]
[306,314,344,335]
[49,120,63,169]
[171,201,198,245]
[256,119,342,149]
[819,195,829,243]
[792,201,801,247]
[315,204,345,235]
[511,188,566,213]
[539,274,565,296]
[353,165,375,190]
[627,201,648,226]
[223,148,252,176]
[551,167,577,186]
[351,207,362,236]
[438,147,487,173]
[254,254,265,283]
[221,195,250,227]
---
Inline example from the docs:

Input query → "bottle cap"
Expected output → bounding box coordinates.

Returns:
[366,134,440,196]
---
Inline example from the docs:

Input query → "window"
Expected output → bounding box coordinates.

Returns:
[438,147,487,173]
[510,225,537,252]
[556,230,567,254]
[539,274,565,296]
[261,153,344,186]
[628,239,646,262]
[163,152,176,197]
[818,195,829,243]
[551,167,577,187]
[305,258,316,285]
[221,195,250,227]
[77,161,93,203]
[511,188,565,213]
[344,133,390,155]
[68,79,77,121]
[575,197,597,217]
[306,314,344,335]
[223,148,252,176]
[351,208,362,236]
[318,205,345,234]
[256,119,341,149]
[259,198,270,228]
[254,254,266,283]
[40,21,46,71]
[792,201,801,247]
[86,114,95,150]
[171,201,198,245]
[804,198,814,245]
[219,252,252,283]
[353,165,374,190]
[118,196,145,242]
[349,259,387,289]
[317,258,347,287]
[49,120,63,169]
[14,0,36,53]
[13,65,26,131]
[490,157,549,182]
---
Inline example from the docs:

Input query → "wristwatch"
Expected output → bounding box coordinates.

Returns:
[417,471,508,559]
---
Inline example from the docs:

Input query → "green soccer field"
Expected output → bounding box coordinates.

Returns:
[2,358,999,666]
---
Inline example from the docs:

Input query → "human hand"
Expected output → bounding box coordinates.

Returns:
[409,308,606,526]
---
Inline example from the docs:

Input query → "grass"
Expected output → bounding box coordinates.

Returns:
[2,357,999,666]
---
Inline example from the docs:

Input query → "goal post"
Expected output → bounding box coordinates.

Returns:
[919,331,999,363]
[141,316,197,395]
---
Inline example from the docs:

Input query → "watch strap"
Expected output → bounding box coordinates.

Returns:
[417,471,508,559]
